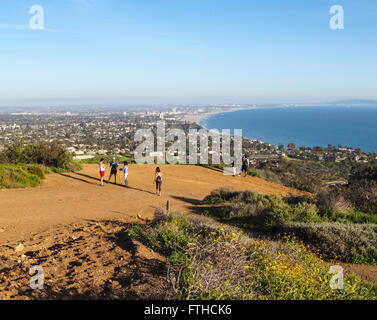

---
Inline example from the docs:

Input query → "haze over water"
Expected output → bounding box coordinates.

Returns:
[201,106,377,153]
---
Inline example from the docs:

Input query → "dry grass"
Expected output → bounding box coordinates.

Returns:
[153,201,170,224]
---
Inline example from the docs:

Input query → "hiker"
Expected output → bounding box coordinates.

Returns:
[241,154,249,177]
[108,157,118,184]
[154,167,162,196]
[99,158,106,186]
[232,160,239,177]
[120,161,129,187]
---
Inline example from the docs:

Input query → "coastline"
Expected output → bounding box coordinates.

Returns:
[181,104,303,129]
[185,104,377,129]
[180,106,260,128]
[181,105,377,153]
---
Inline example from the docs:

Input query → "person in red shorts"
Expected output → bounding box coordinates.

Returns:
[99,158,105,186]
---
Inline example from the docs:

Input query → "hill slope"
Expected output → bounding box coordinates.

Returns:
[0,164,307,300]
[0,164,304,245]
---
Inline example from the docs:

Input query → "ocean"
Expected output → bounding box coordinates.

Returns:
[200,106,377,153]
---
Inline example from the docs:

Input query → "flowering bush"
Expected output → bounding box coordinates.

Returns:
[129,214,377,300]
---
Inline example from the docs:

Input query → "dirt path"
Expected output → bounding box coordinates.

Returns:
[0,164,302,245]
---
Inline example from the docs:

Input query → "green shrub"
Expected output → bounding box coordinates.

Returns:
[292,202,321,223]
[79,155,135,165]
[0,164,45,189]
[25,165,46,179]
[202,187,236,204]
[203,188,375,227]
[128,215,193,256]
[317,190,352,214]
[278,222,377,264]
[203,189,322,227]
[0,140,79,172]
[248,170,261,178]
[343,211,377,224]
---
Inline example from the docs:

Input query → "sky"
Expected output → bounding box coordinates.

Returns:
[0,0,377,106]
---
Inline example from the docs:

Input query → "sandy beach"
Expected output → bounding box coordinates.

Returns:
[179,106,258,126]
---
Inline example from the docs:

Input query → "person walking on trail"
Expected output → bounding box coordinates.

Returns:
[108,157,118,184]
[99,158,106,186]
[232,160,237,177]
[120,161,129,187]
[154,167,162,196]
[241,154,249,177]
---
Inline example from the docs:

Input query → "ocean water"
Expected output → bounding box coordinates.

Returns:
[200,106,377,153]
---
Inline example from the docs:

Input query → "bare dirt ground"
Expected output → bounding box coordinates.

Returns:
[338,263,377,284]
[0,220,168,300]
[0,164,375,299]
[0,164,302,245]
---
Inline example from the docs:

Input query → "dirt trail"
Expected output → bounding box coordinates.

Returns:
[0,164,302,245]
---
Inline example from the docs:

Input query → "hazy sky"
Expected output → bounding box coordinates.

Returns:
[1,0,377,105]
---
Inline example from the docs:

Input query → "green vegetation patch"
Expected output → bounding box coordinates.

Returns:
[128,213,377,300]
[278,222,377,265]
[200,188,377,265]
[78,155,135,165]
[1,140,81,172]
[0,164,46,189]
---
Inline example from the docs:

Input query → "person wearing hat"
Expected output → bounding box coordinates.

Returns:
[108,157,119,184]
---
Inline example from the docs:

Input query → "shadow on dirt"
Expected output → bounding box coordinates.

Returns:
[59,172,157,195]
[170,195,202,205]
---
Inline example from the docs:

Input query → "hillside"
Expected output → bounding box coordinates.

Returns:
[0,164,306,299]
[0,164,303,245]
[2,164,375,300]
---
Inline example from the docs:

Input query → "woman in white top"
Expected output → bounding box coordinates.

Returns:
[99,158,105,186]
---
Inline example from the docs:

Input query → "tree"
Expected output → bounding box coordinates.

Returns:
[288,143,296,150]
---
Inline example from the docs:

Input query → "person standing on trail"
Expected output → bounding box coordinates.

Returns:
[99,158,106,186]
[108,157,118,184]
[120,161,129,187]
[241,154,249,177]
[154,167,162,196]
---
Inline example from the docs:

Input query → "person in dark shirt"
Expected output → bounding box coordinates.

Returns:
[108,157,119,184]
[241,154,250,177]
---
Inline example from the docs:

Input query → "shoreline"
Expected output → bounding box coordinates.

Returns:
[180,106,260,128]
[183,103,377,129]
[180,104,317,128]
[181,105,377,153]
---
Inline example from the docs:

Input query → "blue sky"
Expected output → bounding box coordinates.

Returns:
[0,0,376,105]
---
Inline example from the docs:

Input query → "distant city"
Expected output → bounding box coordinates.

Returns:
[1,102,376,170]
[0,104,249,157]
